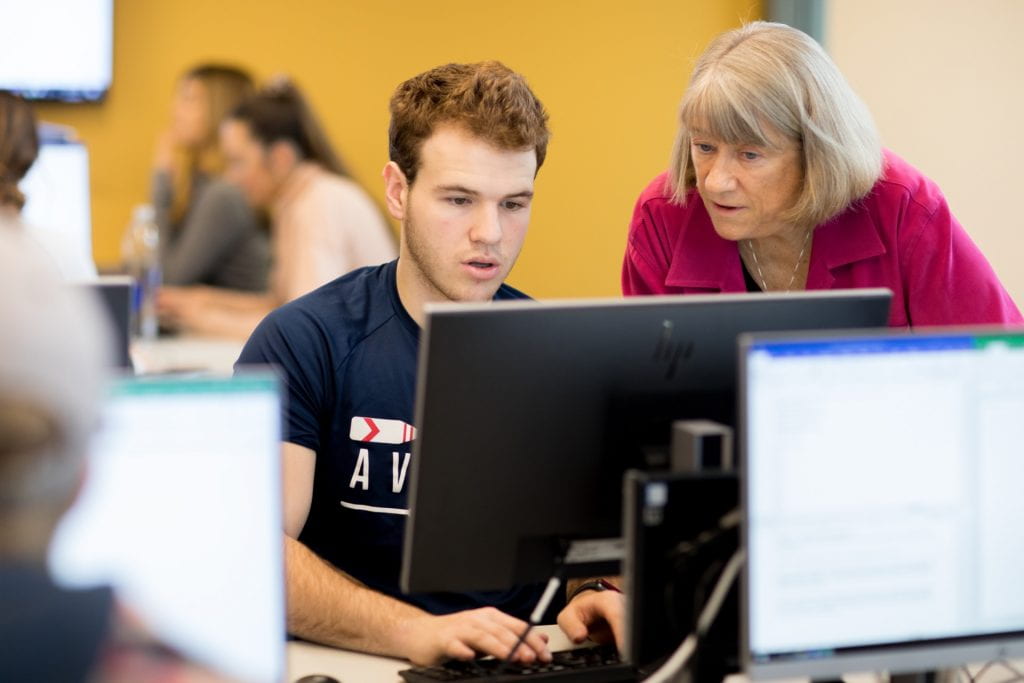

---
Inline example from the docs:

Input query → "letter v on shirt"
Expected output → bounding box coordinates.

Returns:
[347,416,414,495]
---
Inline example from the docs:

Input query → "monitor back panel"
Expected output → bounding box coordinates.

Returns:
[49,374,285,683]
[403,290,891,594]
[82,276,132,369]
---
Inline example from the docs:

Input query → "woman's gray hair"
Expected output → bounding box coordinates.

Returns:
[668,21,883,228]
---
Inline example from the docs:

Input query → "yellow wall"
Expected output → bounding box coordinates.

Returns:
[35,0,760,298]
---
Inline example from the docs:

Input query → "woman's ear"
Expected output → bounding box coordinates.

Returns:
[381,161,409,222]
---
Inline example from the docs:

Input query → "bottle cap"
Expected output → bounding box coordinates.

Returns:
[132,204,156,224]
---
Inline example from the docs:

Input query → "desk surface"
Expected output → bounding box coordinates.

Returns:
[131,335,244,375]
[285,627,1018,683]
[283,628,843,683]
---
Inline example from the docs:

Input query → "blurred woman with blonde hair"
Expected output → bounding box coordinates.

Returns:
[152,64,269,292]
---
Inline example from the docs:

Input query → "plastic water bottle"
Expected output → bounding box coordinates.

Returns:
[121,204,161,339]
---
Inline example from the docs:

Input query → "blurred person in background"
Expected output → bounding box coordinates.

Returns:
[0,230,232,683]
[151,64,269,293]
[0,90,97,280]
[159,78,396,339]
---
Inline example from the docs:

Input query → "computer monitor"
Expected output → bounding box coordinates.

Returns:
[21,138,95,278]
[401,289,892,596]
[0,0,113,101]
[740,327,1024,680]
[80,276,132,369]
[48,374,285,683]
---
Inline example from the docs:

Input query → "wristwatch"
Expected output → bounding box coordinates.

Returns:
[567,578,622,602]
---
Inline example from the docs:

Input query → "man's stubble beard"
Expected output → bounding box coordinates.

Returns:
[402,210,464,303]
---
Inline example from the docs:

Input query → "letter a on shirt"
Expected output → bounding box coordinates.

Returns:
[349,448,369,490]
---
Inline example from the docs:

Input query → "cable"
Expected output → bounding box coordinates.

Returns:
[670,508,740,560]
[662,507,742,640]
[643,548,746,683]
[964,661,992,683]
[495,573,563,674]
[954,658,1024,683]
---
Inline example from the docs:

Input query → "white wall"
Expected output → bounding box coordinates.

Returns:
[825,0,1024,307]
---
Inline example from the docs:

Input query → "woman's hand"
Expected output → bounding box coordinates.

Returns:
[152,129,177,174]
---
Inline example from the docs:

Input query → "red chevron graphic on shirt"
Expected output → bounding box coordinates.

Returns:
[362,418,381,442]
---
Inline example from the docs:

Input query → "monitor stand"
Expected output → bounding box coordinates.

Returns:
[563,537,624,578]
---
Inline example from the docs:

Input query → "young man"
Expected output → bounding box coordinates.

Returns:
[238,62,621,666]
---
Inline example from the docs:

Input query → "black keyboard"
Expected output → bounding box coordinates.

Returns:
[398,645,638,682]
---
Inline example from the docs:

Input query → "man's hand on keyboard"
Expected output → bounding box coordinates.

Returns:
[398,606,554,667]
[557,590,625,648]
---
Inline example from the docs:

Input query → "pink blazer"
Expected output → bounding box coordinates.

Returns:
[622,150,1021,327]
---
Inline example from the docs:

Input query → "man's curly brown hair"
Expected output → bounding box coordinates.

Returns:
[388,61,550,184]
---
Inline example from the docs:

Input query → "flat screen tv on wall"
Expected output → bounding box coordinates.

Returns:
[0,0,113,102]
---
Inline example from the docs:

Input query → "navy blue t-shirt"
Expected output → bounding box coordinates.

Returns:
[238,259,546,618]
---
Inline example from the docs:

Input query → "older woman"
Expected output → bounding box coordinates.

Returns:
[622,21,1021,327]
